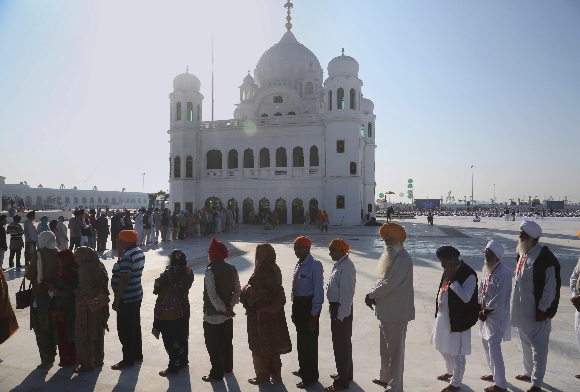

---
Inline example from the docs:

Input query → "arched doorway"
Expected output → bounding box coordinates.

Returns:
[309,198,319,224]
[25,196,32,206]
[275,198,287,224]
[259,198,270,219]
[228,198,239,223]
[36,196,42,206]
[205,196,222,210]
[243,198,254,224]
[292,198,304,224]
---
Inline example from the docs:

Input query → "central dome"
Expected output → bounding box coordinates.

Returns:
[254,31,322,87]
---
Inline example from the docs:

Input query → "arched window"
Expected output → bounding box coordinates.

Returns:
[103,198,108,204]
[174,156,181,178]
[111,197,116,204]
[293,146,304,167]
[65,197,70,204]
[287,111,296,115]
[74,197,79,204]
[37,196,43,205]
[187,102,193,121]
[243,149,254,168]
[276,147,287,167]
[337,88,344,109]
[259,148,270,168]
[368,122,372,137]
[82,197,87,204]
[186,156,193,178]
[328,90,333,111]
[305,82,314,95]
[90,197,95,204]
[98,197,102,204]
[228,149,238,169]
[260,113,268,117]
[360,124,365,137]
[273,95,283,103]
[310,146,319,167]
[206,150,222,170]
[197,104,201,121]
[176,102,181,120]
[274,112,282,116]
[131,198,136,203]
[138,198,141,203]
[350,88,356,110]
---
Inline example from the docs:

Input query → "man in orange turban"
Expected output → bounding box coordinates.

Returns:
[325,239,356,390]
[366,222,415,391]
[111,229,145,371]
[291,236,324,388]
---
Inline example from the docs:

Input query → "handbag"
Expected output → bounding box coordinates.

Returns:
[83,286,110,313]
[154,274,183,320]
[15,277,32,309]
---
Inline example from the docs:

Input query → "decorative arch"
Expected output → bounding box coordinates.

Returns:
[103,197,109,204]
[176,102,181,120]
[186,156,193,178]
[205,196,222,210]
[65,197,70,204]
[90,197,95,204]
[260,113,268,117]
[328,90,333,111]
[74,197,79,204]
[309,198,319,224]
[259,198,271,217]
[98,197,102,204]
[111,197,116,204]
[244,148,254,168]
[206,150,222,170]
[287,111,296,115]
[228,149,238,169]
[309,146,319,167]
[187,102,193,121]
[197,104,201,121]
[350,88,356,109]
[275,198,288,224]
[259,148,270,168]
[174,156,181,178]
[82,197,87,204]
[228,198,238,207]
[292,146,304,167]
[368,122,372,137]
[337,88,345,109]
[305,82,314,95]
[275,147,287,167]
[274,112,282,116]
[36,196,43,205]
[292,198,304,224]
[242,198,254,223]
[25,196,32,206]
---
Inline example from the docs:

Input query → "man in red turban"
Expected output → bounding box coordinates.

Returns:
[202,238,241,382]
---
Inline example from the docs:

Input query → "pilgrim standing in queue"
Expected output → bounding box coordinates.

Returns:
[431,246,480,392]
[325,238,356,391]
[511,220,560,392]
[291,236,324,388]
[569,230,580,380]
[111,230,145,370]
[23,210,37,266]
[202,238,241,382]
[6,215,24,269]
[478,241,512,392]
[0,215,7,270]
[56,216,69,251]
[366,223,415,392]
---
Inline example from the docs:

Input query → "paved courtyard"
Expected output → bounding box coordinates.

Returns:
[1,216,579,392]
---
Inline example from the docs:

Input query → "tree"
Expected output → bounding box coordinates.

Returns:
[148,190,168,208]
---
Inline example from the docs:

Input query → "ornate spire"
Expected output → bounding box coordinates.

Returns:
[186,65,189,73]
[341,48,344,56]
[284,1,293,31]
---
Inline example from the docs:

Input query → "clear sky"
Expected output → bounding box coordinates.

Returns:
[1,0,579,204]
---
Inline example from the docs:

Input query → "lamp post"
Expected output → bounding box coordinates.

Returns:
[471,165,474,204]
[142,173,145,192]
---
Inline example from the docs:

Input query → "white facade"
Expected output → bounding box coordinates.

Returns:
[169,29,376,225]
[1,179,148,210]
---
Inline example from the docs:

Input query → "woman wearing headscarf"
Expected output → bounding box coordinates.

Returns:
[0,267,18,344]
[37,215,50,235]
[24,231,60,368]
[73,246,110,373]
[241,243,292,384]
[152,249,194,376]
[46,249,78,367]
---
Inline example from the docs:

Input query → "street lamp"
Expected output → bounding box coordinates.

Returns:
[142,173,145,192]
[471,165,474,204]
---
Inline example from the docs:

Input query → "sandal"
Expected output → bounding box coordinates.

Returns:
[372,379,389,387]
[325,385,348,391]
[159,369,179,377]
[202,375,221,382]
[292,370,302,377]
[111,361,133,370]
[481,375,494,382]
[248,377,269,385]
[36,361,54,369]
[296,380,317,388]
[74,365,93,373]
[437,373,453,381]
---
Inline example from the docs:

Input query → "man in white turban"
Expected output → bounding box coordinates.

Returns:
[569,230,580,379]
[478,240,512,392]
[511,220,561,392]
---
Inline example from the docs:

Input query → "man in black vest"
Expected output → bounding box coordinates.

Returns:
[430,246,479,392]
[202,238,241,382]
[511,220,560,392]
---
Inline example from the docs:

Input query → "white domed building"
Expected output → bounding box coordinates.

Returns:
[168,9,376,225]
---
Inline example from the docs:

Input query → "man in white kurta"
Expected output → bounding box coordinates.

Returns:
[511,220,560,392]
[478,240,512,392]
[431,246,479,392]
[133,210,143,245]
[366,223,415,392]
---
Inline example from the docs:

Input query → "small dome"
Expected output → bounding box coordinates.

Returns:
[243,72,255,85]
[361,97,374,114]
[328,54,359,77]
[173,72,201,92]
[255,30,322,87]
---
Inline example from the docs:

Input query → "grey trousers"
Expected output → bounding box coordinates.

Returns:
[379,321,408,392]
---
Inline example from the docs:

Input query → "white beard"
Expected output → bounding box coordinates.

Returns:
[516,237,534,256]
[482,258,498,274]
[377,243,404,278]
